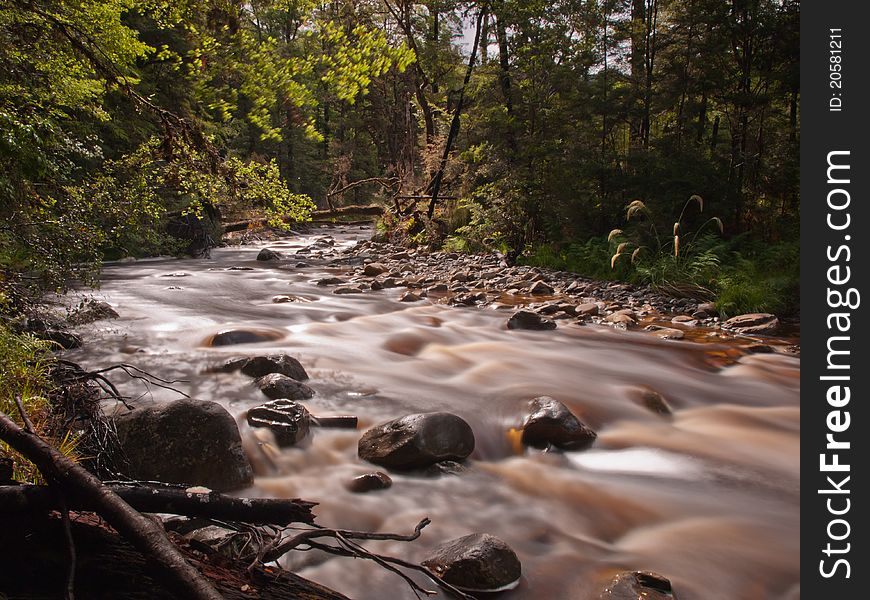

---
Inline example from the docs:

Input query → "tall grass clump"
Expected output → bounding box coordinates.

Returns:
[0,314,79,483]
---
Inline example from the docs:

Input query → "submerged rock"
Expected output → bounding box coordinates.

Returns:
[246,399,311,447]
[634,389,672,416]
[334,285,364,294]
[358,412,475,470]
[422,533,522,593]
[256,248,282,261]
[521,396,597,451]
[316,277,345,286]
[507,310,557,331]
[257,373,315,400]
[113,399,253,492]
[207,329,284,346]
[645,325,684,340]
[345,471,393,493]
[722,313,779,335]
[598,570,677,599]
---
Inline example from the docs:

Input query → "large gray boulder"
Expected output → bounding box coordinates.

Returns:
[521,396,597,451]
[113,399,253,492]
[358,412,475,470]
[422,533,522,592]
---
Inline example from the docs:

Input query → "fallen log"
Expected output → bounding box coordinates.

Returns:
[0,512,349,600]
[0,484,316,526]
[0,410,222,600]
[313,204,385,217]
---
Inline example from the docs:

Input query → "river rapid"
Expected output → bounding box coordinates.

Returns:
[64,226,800,600]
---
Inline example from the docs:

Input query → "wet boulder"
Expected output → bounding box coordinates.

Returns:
[68,301,120,325]
[112,399,253,492]
[598,571,677,599]
[334,285,365,295]
[246,399,311,447]
[257,373,315,400]
[521,396,597,451]
[358,412,475,470]
[422,533,522,593]
[223,354,308,381]
[345,471,393,493]
[316,277,345,286]
[507,310,557,331]
[529,280,554,295]
[207,329,284,347]
[256,248,283,261]
[364,263,389,277]
[576,303,600,317]
[722,313,779,335]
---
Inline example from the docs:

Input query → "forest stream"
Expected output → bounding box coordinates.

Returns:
[63,225,800,600]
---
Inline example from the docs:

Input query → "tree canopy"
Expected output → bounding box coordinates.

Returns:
[1,0,799,314]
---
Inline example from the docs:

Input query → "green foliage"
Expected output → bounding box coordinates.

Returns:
[0,321,75,483]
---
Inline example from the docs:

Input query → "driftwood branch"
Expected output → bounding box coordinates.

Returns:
[0,512,350,600]
[0,410,223,600]
[0,484,317,526]
[262,519,476,600]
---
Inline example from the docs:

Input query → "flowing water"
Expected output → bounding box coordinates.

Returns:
[64,226,800,600]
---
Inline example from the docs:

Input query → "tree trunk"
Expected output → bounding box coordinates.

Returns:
[427,5,487,219]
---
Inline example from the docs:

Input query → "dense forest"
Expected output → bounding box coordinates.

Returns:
[1,0,799,313]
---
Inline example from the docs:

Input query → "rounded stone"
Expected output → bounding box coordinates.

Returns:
[422,533,522,592]
[358,412,475,470]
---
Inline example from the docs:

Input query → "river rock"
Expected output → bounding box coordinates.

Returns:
[246,399,310,447]
[68,301,120,325]
[671,315,698,327]
[257,373,315,400]
[645,325,684,340]
[521,396,597,451]
[422,533,522,592]
[696,302,717,316]
[256,248,282,261]
[364,262,389,277]
[345,471,393,493]
[316,277,345,286]
[598,571,677,599]
[208,329,284,346]
[604,313,637,329]
[230,354,308,381]
[358,412,475,470]
[529,280,554,295]
[507,310,557,331]
[113,399,253,492]
[400,291,422,302]
[576,302,600,317]
[640,389,673,415]
[722,313,779,335]
[334,285,364,294]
